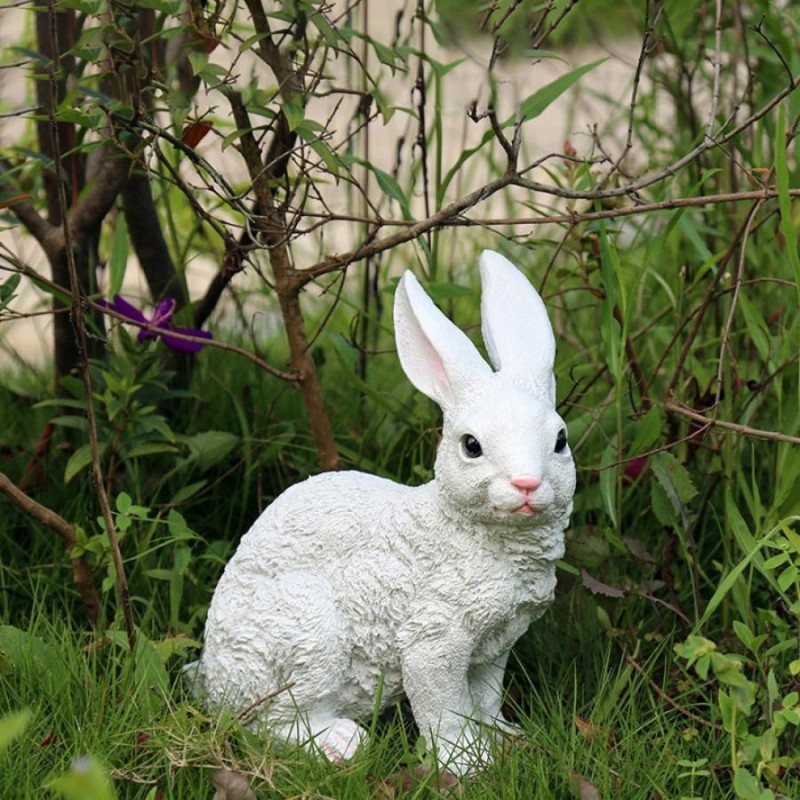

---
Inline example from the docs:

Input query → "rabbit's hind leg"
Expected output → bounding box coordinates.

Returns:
[272,713,369,762]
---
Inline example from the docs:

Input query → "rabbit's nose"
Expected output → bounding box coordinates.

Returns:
[511,476,541,493]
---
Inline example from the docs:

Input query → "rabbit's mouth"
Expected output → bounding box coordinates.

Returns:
[494,501,540,517]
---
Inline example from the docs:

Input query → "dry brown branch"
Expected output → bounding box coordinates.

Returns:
[224,80,339,469]
[0,471,100,625]
[664,399,800,446]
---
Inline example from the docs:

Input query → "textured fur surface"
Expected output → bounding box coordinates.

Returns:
[195,251,576,774]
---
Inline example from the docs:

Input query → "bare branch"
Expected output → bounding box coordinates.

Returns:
[0,471,100,625]
[664,399,800,447]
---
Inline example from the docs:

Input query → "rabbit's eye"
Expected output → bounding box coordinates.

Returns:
[461,434,483,459]
[555,428,568,453]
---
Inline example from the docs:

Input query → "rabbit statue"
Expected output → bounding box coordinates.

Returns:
[193,249,576,775]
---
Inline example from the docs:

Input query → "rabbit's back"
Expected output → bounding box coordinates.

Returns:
[199,472,424,713]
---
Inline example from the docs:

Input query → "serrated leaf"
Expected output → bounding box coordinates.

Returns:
[651,477,678,528]
[151,634,201,663]
[651,451,697,508]
[125,443,179,459]
[581,569,625,598]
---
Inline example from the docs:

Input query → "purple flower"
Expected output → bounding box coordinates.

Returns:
[623,455,648,483]
[100,295,212,353]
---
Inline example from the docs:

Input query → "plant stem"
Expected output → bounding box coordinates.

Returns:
[44,0,136,650]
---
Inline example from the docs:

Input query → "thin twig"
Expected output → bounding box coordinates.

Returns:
[664,399,800,446]
[624,653,722,731]
[714,199,764,406]
[45,0,136,651]
[236,682,295,724]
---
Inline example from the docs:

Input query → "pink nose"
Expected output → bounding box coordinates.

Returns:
[511,476,541,492]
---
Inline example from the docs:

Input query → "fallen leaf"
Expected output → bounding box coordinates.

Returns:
[581,569,625,599]
[624,536,656,563]
[374,765,461,798]
[212,768,255,800]
[568,770,601,800]
[574,715,603,742]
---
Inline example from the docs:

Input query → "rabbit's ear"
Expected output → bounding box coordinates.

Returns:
[394,271,491,410]
[479,250,557,402]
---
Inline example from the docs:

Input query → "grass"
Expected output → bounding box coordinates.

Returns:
[0,595,737,800]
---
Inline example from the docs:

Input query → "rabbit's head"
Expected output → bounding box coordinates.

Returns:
[394,250,575,530]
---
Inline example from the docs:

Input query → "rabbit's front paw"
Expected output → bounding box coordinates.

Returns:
[317,718,368,763]
[432,725,493,776]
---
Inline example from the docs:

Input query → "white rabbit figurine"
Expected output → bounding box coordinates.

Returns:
[194,249,576,775]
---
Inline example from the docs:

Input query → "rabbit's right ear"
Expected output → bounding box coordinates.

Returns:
[394,272,491,410]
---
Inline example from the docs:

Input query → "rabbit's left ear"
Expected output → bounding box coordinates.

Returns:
[479,250,557,403]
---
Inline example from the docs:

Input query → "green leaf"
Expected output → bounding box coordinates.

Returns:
[27,271,73,306]
[0,273,20,309]
[509,57,608,126]
[342,155,411,219]
[116,492,132,514]
[108,214,128,298]
[777,564,798,592]
[167,509,197,541]
[49,414,88,432]
[694,511,786,630]
[65,442,107,483]
[650,451,697,528]
[774,103,800,301]
[170,480,207,504]
[151,634,201,663]
[298,137,341,178]
[0,626,67,696]
[45,756,117,800]
[732,766,775,800]
[182,430,238,470]
[0,709,32,751]
[763,552,789,570]
[125,443,179,459]
[599,444,618,529]
[282,99,305,132]
[340,27,403,72]
[630,406,664,455]
[737,291,771,362]
[423,282,473,302]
